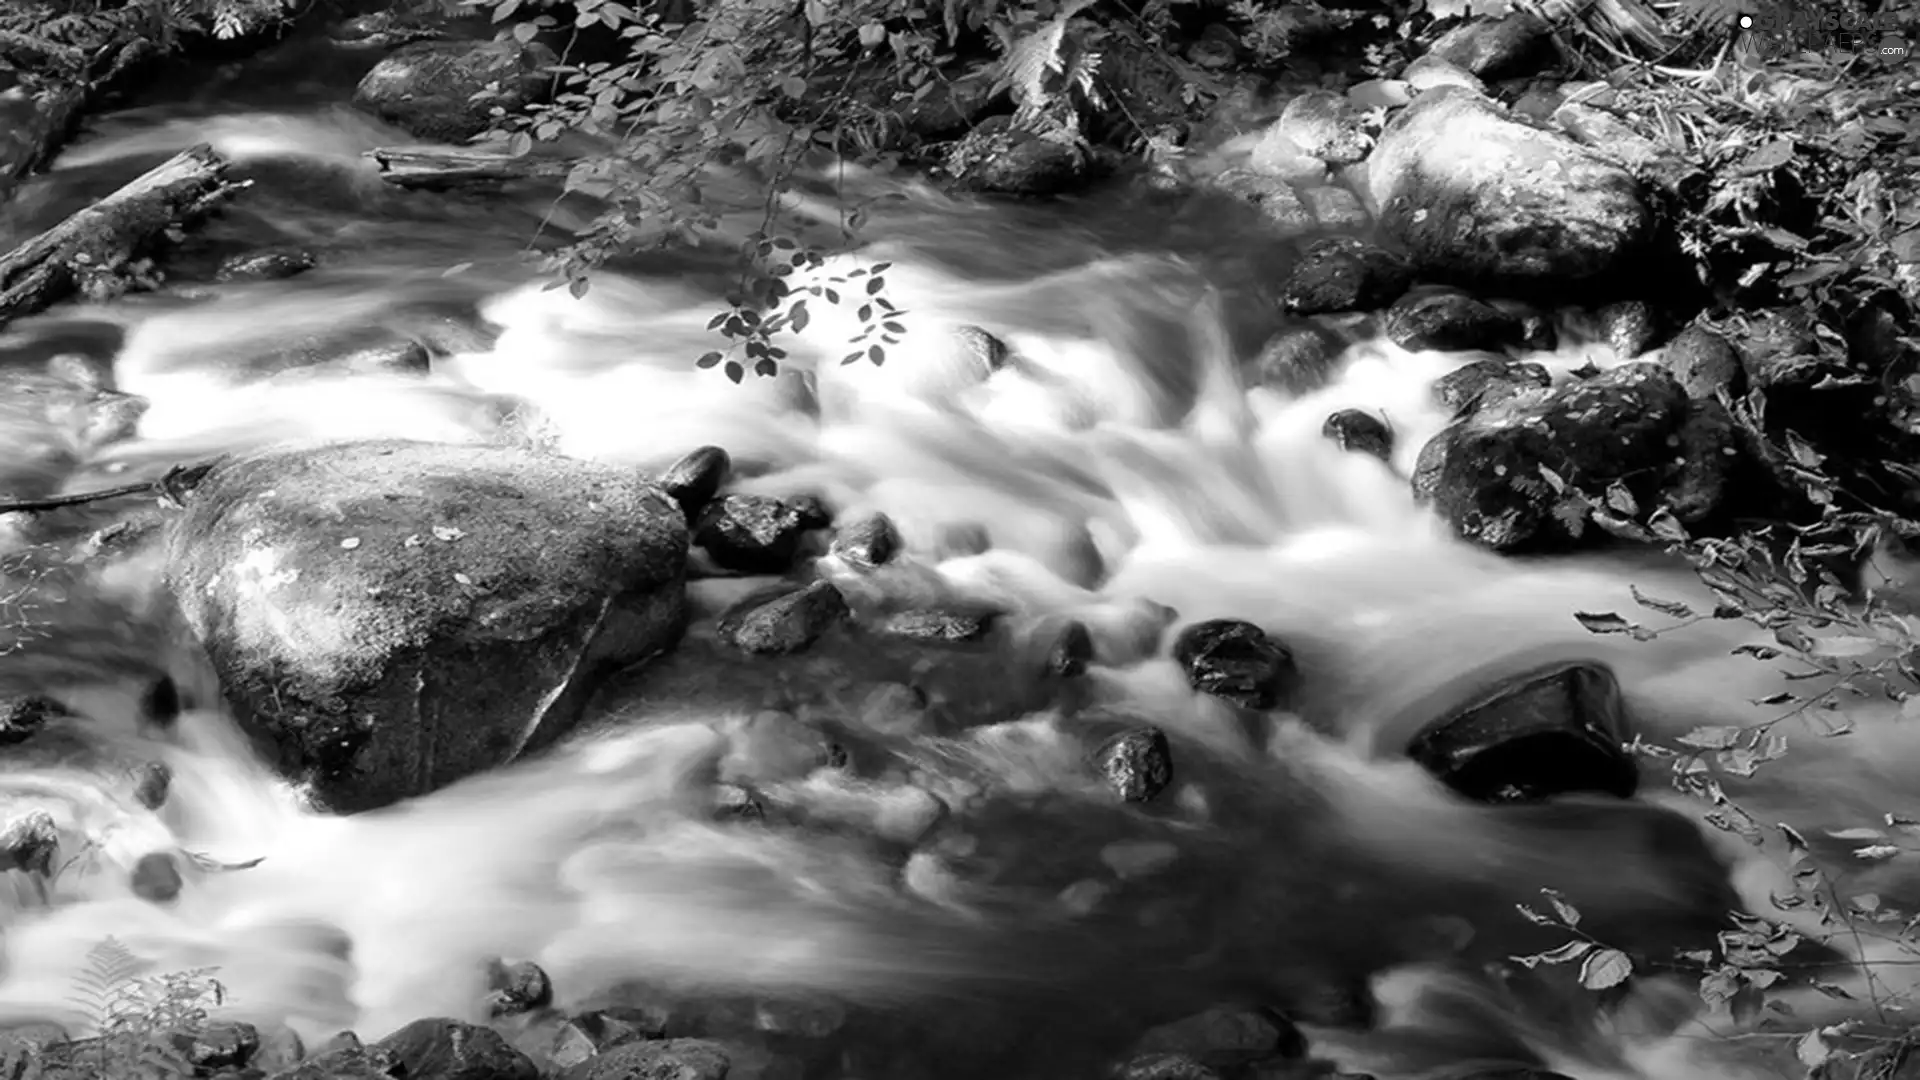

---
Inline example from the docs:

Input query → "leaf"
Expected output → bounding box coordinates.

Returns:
[1827,827,1886,840]
[724,361,744,385]
[1676,726,1742,750]
[1574,611,1638,635]
[1631,586,1695,619]
[442,262,474,278]
[1795,1030,1831,1068]
[1735,138,1796,176]
[1853,844,1903,861]
[1808,635,1881,658]
[507,131,534,157]
[1544,890,1580,927]
[696,351,723,369]
[1516,903,1555,926]
[1646,508,1690,543]
[513,20,540,42]
[1535,940,1595,964]
[1604,481,1639,517]
[1579,948,1633,990]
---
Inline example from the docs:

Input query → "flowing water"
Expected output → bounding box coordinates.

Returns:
[0,30,1917,1080]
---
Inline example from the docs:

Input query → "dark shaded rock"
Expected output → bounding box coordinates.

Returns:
[1111,1054,1225,1080]
[1096,727,1173,803]
[0,812,58,876]
[1412,363,1710,552]
[561,1037,731,1080]
[216,248,316,282]
[377,1018,538,1080]
[1270,89,1373,165]
[877,608,994,642]
[659,446,731,520]
[1515,309,1558,351]
[1249,320,1347,395]
[487,959,553,1018]
[829,513,901,570]
[166,440,689,813]
[130,760,171,809]
[0,696,61,745]
[695,494,820,575]
[264,1053,393,1080]
[1172,620,1294,710]
[1369,87,1655,289]
[953,325,1010,371]
[901,76,1002,139]
[131,851,183,903]
[945,116,1090,196]
[1663,397,1743,525]
[1598,299,1663,358]
[1279,239,1411,315]
[173,1021,260,1071]
[1408,661,1637,803]
[1134,1005,1306,1068]
[1431,358,1551,414]
[718,581,850,655]
[1322,409,1393,460]
[1047,619,1095,678]
[1426,12,1556,80]
[352,39,555,143]
[1386,289,1524,352]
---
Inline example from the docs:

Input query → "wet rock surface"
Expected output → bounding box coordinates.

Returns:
[1406,661,1638,803]
[166,440,689,812]
[352,39,555,143]
[1386,289,1524,353]
[695,494,828,575]
[1172,620,1294,710]
[718,581,851,655]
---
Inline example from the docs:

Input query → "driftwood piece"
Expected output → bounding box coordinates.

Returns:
[366,145,571,191]
[0,143,246,328]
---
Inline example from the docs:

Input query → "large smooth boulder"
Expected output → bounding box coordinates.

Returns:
[167,440,688,812]
[352,39,554,143]
[1368,88,1656,290]
[1407,661,1638,804]
[1411,363,1736,552]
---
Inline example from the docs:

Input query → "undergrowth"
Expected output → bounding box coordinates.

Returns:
[0,937,224,1080]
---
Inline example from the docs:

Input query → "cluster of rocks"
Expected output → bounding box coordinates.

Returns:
[3,950,1579,1080]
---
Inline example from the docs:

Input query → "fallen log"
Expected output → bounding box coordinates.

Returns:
[0,143,246,328]
[366,145,571,191]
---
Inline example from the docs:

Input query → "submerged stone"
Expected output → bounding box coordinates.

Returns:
[1096,727,1173,803]
[1405,661,1638,803]
[718,581,850,655]
[695,494,822,574]
[1172,620,1294,710]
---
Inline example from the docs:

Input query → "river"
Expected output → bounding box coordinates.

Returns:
[0,26,1913,1080]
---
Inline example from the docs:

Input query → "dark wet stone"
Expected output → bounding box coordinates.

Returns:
[945,116,1092,196]
[1322,409,1393,460]
[131,852,183,903]
[1660,325,1744,400]
[216,248,317,282]
[718,582,850,655]
[695,494,818,574]
[830,513,902,570]
[1598,299,1664,358]
[1172,620,1294,710]
[1047,619,1095,678]
[1426,11,1555,80]
[1430,359,1551,415]
[659,446,731,519]
[1111,1054,1225,1080]
[1096,727,1173,803]
[560,1037,730,1080]
[954,325,1010,371]
[877,608,994,642]
[1516,310,1558,351]
[130,761,171,810]
[0,696,62,745]
[486,959,553,1018]
[173,1021,260,1071]
[1279,238,1411,315]
[1133,1005,1306,1068]
[1386,289,1525,352]
[1406,661,1638,803]
[375,1017,538,1080]
[0,813,58,876]
[1250,320,1348,396]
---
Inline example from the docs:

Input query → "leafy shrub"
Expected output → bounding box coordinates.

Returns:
[0,938,225,1080]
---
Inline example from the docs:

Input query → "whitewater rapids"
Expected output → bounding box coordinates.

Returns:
[0,89,1916,1080]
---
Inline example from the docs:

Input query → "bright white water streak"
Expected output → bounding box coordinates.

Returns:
[2,113,1918,1080]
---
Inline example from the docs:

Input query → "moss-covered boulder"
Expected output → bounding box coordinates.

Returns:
[166,440,688,812]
